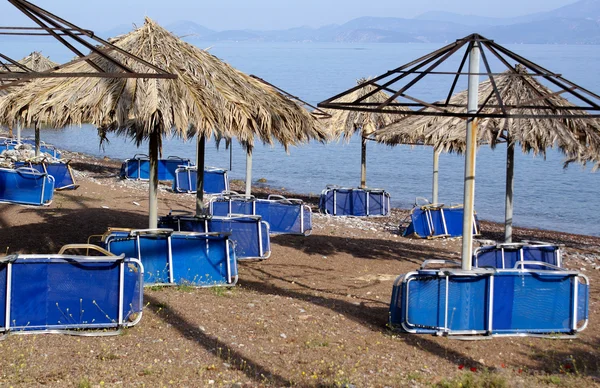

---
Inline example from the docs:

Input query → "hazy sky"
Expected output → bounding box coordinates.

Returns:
[0,0,580,31]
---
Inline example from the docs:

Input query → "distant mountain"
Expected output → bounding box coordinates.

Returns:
[166,20,215,39]
[88,0,600,45]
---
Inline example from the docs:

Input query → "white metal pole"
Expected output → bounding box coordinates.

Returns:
[432,150,440,204]
[360,137,367,188]
[460,42,480,271]
[245,146,252,196]
[16,123,21,144]
[504,140,515,243]
[148,132,159,229]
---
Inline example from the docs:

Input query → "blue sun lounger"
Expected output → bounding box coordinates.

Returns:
[119,154,192,181]
[102,229,237,287]
[403,204,480,238]
[389,261,589,338]
[158,214,271,260]
[14,159,78,190]
[1,139,61,159]
[172,166,229,194]
[319,186,390,217]
[0,167,54,206]
[209,193,313,235]
[473,242,562,269]
[0,244,144,336]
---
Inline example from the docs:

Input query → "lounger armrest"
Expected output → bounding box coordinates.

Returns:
[420,259,461,269]
[521,239,564,247]
[58,244,117,257]
[15,167,46,176]
[513,261,564,271]
[267,194,287,201]
[414,197,431,207]
[129,228,174,236]
[133,153,149,159]
[167,155,187,160]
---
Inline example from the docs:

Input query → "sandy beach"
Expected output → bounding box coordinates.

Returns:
[0,149,599,387]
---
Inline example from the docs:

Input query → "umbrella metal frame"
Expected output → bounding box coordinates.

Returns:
[318,33,600,270]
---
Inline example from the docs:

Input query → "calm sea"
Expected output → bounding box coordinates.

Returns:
[4,41,600,236]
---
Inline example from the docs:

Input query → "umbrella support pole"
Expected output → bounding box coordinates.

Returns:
[245,147,252,197]
[34,123,40,157]
[16,123,21,145]
[148,132,159,229]
[360,137,367,188]
[460,41,480,271]
[195,135,206,216]
[432,150,439,204]
[504,141,515,243]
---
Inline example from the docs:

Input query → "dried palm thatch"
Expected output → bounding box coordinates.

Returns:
[320,78,409,141]
[0,18,324,227]
[373,65,600,169]
[0,18,325,149]
[16,51,58,73]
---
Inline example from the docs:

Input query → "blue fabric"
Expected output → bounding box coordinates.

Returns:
[120,157,191,181]
[211,198,312,235]
[404,206,480,238]
[105,230,237,286]
[172,168,228,194]
[4,257,142,331]
[319,188,389,216]
[159,216,269,260]
[389,269,587,335]
[1,140,61,158]
[14,162,77,190]
[0,167,54,206]
[474,245,560,269]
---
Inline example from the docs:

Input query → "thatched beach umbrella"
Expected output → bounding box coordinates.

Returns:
[320,33,600,270]
[319,78,408,188]
[15,52,58,148]
[374,64,600,242]
[0,18,324,228]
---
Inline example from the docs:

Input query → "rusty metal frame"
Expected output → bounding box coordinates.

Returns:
[318,33,600,119]
[0,0,176,81]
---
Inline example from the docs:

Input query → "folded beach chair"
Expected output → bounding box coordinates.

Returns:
[403,203,480,239]
[1,139,61,159]
[0,244,144,336]
[0,166,54,206]
[389,260,589,338]
[172,166,229,194]
[158,213,271,260]
[101,228,237,287]
[209,192,313,235]
[319,185,390,217]
[14,158,78,190]
[473,241,562,269]
[119,154,192,181]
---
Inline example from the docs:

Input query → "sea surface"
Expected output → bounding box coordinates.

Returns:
[4,41,600,236]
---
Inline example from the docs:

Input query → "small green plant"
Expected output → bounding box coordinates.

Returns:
[77,377,91,388]
[147,285,164,292]
[541,375,563,385]
[177,283,195,292]
[437,370,507,388]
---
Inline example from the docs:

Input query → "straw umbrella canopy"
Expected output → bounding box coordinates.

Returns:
[319,78,408,188]
[0,18,325,228]
[373,64,600,241]
[11,52,59,146]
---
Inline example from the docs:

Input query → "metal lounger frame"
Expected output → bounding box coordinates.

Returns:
[320,186,391,217]
[0,244,144,337]
[122,154,190,181]
[173,166,229,194]
[104,228,237,286]
[0,167,55,206]
[209,193,312,236]
[393,261,588,338]
[165,214,271,260]
[473,242,562,269]
[419,204,479,239]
